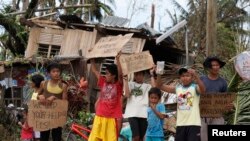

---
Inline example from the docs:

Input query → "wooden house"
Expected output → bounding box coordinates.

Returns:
[22,15,189,111]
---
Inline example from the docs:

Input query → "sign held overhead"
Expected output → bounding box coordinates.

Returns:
[86,33,133,59]
[119,51,154,75]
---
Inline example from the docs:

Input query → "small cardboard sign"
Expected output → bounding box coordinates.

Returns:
[200,93,236,118]
[28,100,68,131]
[86,34,133,59]
[119,51,154,75]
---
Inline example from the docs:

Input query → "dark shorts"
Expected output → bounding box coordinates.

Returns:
[175,126,201,141]
[128,117,147,139]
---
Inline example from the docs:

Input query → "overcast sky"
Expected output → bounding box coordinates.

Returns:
[110,0,188,31]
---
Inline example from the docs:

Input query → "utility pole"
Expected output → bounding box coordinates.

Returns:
[151,4,155,28]
[206,0,217,56]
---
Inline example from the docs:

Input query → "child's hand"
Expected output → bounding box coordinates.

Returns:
[47,96,56,104]
[90,59,95,64]
[188,69,199,80]
[150,103,156,109]
[18,121,22,126]
[116,52,122,59]
[38,95,46,104]
[150,65,156,76]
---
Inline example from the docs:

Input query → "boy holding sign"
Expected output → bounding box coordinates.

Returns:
[200,56,233,141]
[123,70,154,141]
[38,62,68,141]
[153,67,205,141]
[88,55,123,141]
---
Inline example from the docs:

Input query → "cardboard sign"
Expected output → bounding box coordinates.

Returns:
[200,93,236,118]
[28,100,68,131]
[119,51,154,75]
[235,51,250,80]
[86,34,133,59]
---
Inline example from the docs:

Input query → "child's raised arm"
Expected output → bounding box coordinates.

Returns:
[90,59,100,79]
[116,53,123,84]
[156,75,175,93]
[188,69,206,95]
[123,75,131,98]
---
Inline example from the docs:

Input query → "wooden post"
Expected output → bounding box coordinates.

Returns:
[206,0,217,56]
[151,4,155,28]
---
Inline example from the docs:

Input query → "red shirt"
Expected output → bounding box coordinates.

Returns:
[21,122,33,140]
[96,76,123,118]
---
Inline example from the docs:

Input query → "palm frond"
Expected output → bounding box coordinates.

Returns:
[104,0,116,9]
[98,2,114,16]
[165,9,177,25]
[171,0,188,18]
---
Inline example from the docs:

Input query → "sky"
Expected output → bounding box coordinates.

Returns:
[111,0,188,31]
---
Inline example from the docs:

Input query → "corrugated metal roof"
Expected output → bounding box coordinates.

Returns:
[101,16,129,27]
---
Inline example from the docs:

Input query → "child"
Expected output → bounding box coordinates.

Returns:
[154,67,205,141]
[88,57,123,141]
[145,87,165,141]
[30,74,44,101]
[18,107,33,141]
[123,71,152,141]
[38,62,68,141]
[30,74,44,141]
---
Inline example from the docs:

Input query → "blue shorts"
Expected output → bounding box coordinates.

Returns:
[146,136,164,141]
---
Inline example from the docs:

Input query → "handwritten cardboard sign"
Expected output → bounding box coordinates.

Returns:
[86,33,133,59]
[28,100,68,131]
[119,51,154,75]
[200,93,236,118]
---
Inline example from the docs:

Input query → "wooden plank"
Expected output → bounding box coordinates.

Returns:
[25,28,41,58]
[60,29,82,56]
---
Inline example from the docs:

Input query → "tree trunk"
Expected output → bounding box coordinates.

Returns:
[22,0,29,12]
[206,0,217,56]
[151,4,155,28]
[12,0,17,10]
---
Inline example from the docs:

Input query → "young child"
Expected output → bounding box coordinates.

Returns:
[30,74,44,141]
[38,62,68,141]
[18,107,33,141]
[123,71,152,141]
[88,57,123,141]
[154,67,205,141]
[145,87,165,141]
[30,74,44,101]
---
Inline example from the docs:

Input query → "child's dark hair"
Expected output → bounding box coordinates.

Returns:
[148,87,162,99]
[31,74,44,88]
[134,70,146,75]
[47,62,61,73]
[106,64,118,81]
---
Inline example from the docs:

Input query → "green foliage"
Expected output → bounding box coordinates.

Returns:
[225,79,250,125]
[77,111,94,126]
[0,5,28,56]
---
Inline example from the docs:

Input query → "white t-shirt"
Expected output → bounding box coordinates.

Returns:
[124,82,151,118]
[176,83,201,126]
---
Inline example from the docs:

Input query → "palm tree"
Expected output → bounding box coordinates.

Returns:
[0,6,28,56]
[84,0,115,22]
